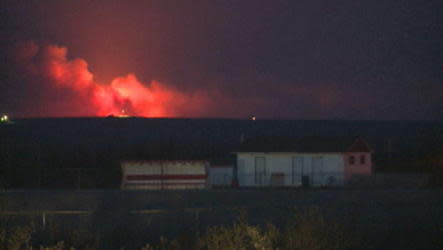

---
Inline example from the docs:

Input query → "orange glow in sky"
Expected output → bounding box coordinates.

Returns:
[16,42,209,117]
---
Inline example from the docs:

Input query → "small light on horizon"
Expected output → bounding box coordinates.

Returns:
[251,115,256,121]
[0,114,9,123]
[118,109,129,118]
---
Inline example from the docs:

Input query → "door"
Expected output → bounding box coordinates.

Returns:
[311,156,323,186]
[255,157,266,186]
[292,156,304,185]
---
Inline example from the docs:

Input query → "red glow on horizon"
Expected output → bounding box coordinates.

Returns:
[15,42,210,118]
[91,74,178,117]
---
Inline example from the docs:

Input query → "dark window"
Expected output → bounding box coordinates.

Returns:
[360,155,366,164]
[349,155,355,165]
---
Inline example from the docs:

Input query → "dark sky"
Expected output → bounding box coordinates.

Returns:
[1,0,442,119]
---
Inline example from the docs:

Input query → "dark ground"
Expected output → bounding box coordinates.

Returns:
[1,188,443,250]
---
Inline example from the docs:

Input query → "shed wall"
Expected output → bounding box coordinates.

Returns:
[344,152,372,180]
[121,161,207,190]
[236,153,345,187]
[209,166,233,187]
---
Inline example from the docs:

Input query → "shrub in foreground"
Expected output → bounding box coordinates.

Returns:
[142,207,358,250]
[0,206,358,250]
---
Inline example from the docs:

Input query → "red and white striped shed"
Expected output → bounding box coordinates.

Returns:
[121,160,208,190]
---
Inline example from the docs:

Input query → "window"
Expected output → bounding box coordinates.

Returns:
[360,155,366,164]
[349,155,355,165]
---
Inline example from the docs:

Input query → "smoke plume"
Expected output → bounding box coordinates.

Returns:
[13,42,210,117]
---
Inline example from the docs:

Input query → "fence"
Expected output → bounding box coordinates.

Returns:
[238,172,345,187]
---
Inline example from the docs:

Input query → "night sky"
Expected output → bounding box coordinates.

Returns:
[1,0,442,120]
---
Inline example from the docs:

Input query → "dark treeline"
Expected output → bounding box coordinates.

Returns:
[1,118,443,189]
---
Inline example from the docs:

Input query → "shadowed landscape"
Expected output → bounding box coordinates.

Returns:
[1,189,443,250]
[1,118,443,189]
[1,118,443,249]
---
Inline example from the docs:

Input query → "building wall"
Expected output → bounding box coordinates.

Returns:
[236,153,345,187]
[343,152,372,181]
[121,161,208,190]
[209,166,233,187]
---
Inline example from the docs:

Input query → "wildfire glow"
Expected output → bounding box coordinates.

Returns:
[14,42,210,117]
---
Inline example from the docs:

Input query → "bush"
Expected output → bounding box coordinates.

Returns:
[281,207,358,250]
[38,241,74,250]
[0,206,359,250]
[194,207,358,250]
[196,212,276,250]
[0,224,34,250]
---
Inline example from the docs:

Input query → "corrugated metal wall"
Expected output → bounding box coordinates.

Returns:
[237,153,345,187]
[121,161,208,190]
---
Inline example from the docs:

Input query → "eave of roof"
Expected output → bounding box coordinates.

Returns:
[233,136,371,153]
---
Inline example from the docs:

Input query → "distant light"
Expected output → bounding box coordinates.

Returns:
[251,115,256,121]
[117,109,130,118]
[0,114,9,123]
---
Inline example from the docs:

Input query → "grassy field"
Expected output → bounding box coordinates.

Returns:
[1,188,443,249]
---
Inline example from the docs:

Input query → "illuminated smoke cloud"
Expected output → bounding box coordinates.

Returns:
[11,42,346,119]
[13,42,211,117]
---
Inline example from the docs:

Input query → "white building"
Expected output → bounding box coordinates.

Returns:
[233,137,372,187]
[121,160,208,190]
